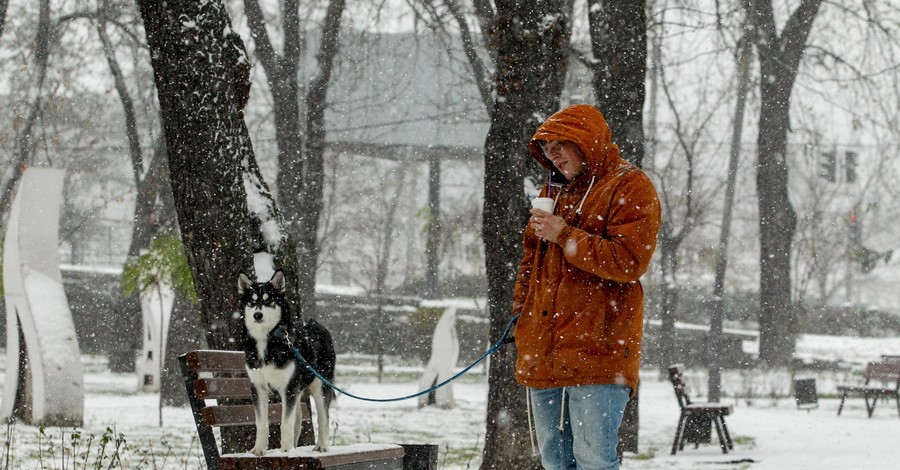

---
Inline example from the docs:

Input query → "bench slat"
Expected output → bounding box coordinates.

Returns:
[201,403,311,427]
[865,362,900,382]
[183,350,248,373]
[217,446,405,470]
[202,403,279,427]
[195,378,254,399]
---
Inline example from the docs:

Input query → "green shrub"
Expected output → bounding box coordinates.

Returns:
[121,234,197,304]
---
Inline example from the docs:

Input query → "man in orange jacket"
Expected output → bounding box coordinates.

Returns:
[513,104,661,469]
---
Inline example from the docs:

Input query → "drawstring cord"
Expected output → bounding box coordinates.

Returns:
[526,389,539,456]
[559,386,567,433]
[575,176,596,215]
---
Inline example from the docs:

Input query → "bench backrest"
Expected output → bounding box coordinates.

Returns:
[864,361,900,388]
[179,350,310,470]
[667,364,693,409]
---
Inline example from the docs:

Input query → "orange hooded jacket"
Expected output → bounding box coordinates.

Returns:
[513,104,661,395]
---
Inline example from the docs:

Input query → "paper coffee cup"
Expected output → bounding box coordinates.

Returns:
[531,197,554,213]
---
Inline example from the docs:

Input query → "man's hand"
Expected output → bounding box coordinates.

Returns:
[530,208,566,244]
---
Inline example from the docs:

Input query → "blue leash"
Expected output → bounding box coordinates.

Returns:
[283,313,520,403]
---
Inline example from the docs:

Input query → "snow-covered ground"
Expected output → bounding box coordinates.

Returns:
[1,346,898,469]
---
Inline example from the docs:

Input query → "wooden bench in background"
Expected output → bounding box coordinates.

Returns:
[836,360,900,418]
[667,365,734,455]
[179,350,432,469]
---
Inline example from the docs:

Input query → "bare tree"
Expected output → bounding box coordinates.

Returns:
[371,164,409,381]
[708,25,753,402]
[136,0,298,360]
[137,0,308,450]
[481,1,571,468]
[0,0,51,217]
[244,0,346,321]
[746,0,822,367]
[93,2,163,373]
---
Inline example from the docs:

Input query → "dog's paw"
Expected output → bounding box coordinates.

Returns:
[313,442,330,452]
[249,446,267,456]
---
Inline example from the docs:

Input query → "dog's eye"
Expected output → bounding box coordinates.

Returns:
[262,294,268,301]
[251,294,257,301]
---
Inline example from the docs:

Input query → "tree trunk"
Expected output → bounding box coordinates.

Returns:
[244,0,307,314]
[0,0,51,217]
[373,165,407,382]
[445,0,493,114]
[657,235,678,372]
[98,14,154,373]
[245,0,346,322]
[748,0,822,367]
[0,0,9,41]
[708,30,752,402]
[425,155,441,299]
[481,2,570,469]
[161,292,206,406]
[137,0,256,350]
[587,0,647,453]
[138,0,305,451]
[298,0,346,321]
[587,0,647,167]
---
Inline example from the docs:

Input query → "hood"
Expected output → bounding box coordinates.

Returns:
[529,104,623,178]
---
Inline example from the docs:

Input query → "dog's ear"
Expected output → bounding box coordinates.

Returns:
[270,270,286,292]
[238,272,253,295]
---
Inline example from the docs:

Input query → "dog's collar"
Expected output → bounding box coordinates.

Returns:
[269,325,287,340]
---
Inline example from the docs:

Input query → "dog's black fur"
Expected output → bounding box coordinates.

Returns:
[238,270,336,454]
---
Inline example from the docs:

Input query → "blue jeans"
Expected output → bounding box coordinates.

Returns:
[530,384,630,470]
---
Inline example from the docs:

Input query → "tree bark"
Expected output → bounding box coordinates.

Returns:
[138,0,253,350]
[0,0,8,42]
[425,155,442,299]
[748,0,822,367]
[137,0,305,451]
[587,0,647,167]
[481,2,570,468]
[587,0,647,453]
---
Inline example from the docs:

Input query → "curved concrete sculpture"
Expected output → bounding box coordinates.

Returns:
[417,305,459,409]
[135,282,174,392]
[1,168,84,426]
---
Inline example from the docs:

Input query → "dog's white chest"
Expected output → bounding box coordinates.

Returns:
[247,362,297,393]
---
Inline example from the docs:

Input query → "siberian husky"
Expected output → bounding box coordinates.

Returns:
[237,270,336,454]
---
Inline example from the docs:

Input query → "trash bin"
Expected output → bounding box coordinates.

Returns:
[794,378,818,410]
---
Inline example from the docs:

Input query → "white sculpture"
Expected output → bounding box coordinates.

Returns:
[417,305,459,409]
[1,168,84,426]
[135,282,174,392]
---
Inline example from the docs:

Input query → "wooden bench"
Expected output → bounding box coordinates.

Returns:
[667,365,734,455]
[836,360,900,418]
[179,350,407,469]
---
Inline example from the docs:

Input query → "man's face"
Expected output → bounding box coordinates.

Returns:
[542,140,586,180]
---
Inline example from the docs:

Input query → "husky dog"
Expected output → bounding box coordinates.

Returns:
[237,270,336,454]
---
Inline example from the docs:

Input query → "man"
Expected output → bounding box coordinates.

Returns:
[513,104,661,469]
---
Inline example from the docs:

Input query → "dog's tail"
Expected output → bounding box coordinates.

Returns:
[323,379,336,408]
[305,319,337,407]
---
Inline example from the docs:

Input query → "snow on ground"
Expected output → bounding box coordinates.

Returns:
[1,349,899,469]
